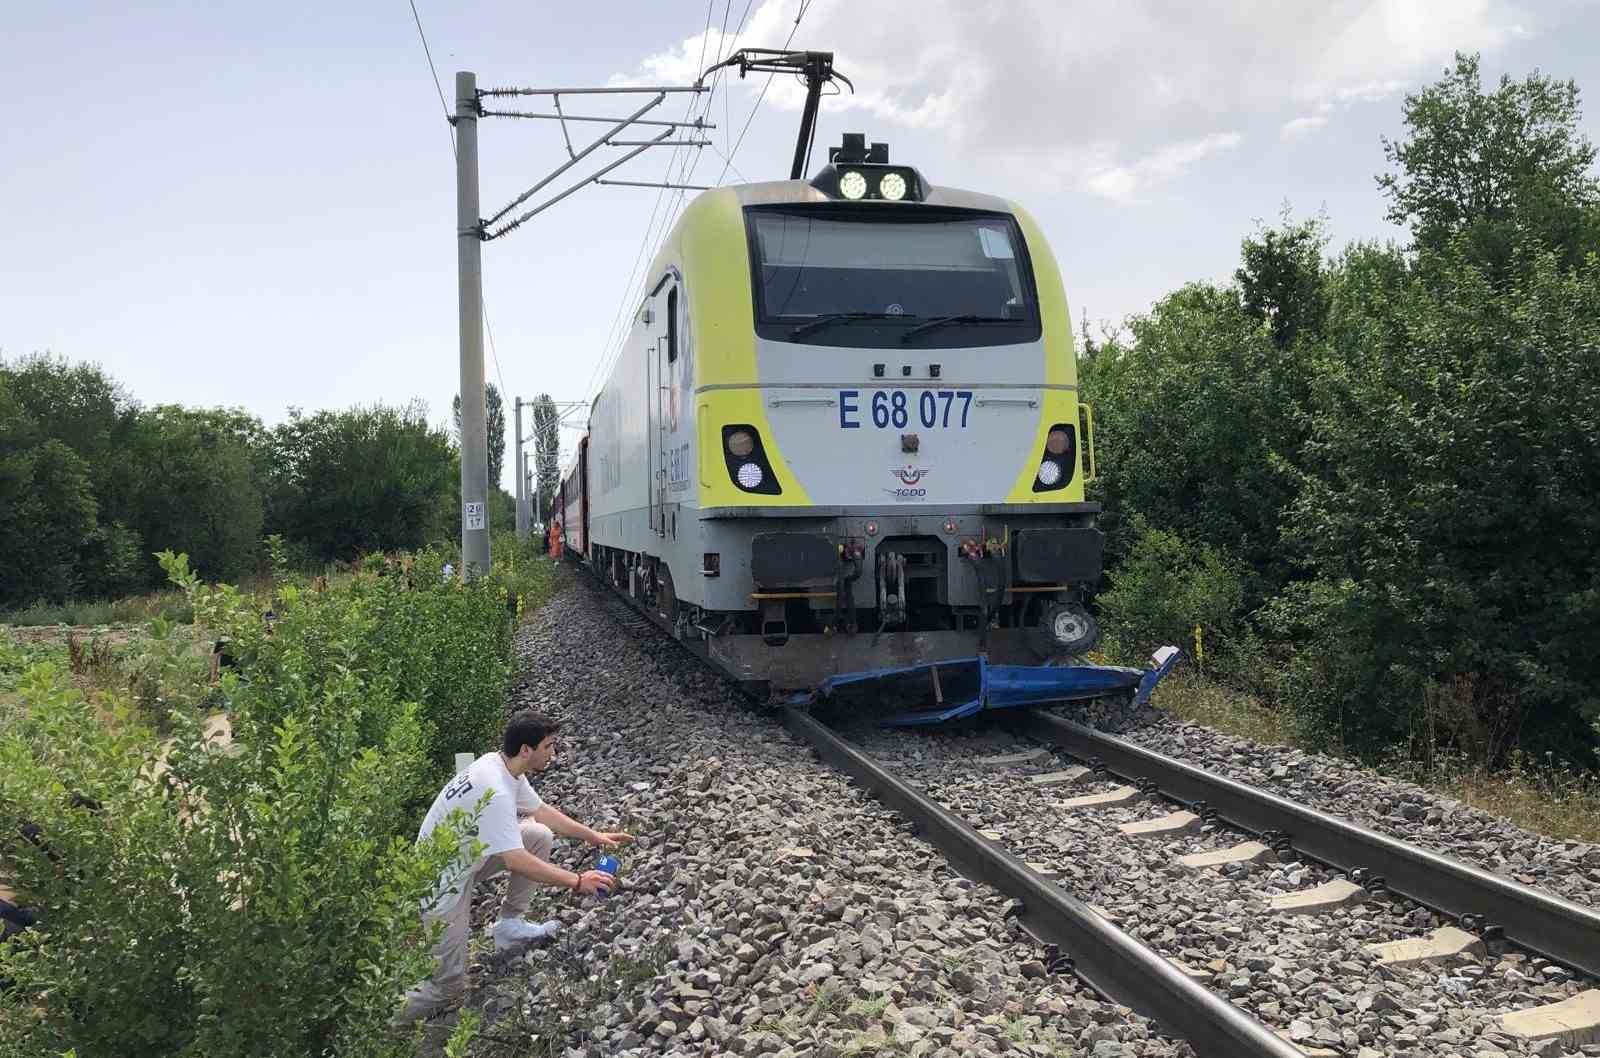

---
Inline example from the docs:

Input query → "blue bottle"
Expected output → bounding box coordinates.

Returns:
[595,854,620,898]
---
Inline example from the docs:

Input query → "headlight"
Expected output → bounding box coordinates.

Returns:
[736,463,764,489]
[838,170,868,200]
[879,171,908,201]
[1036,460,1062,486]
[1046,428,1069,455]
[726,430,755,458]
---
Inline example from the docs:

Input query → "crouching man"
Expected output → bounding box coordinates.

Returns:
[396,710,634,1024]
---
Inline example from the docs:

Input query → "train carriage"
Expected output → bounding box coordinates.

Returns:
[571,134,1106,697]
[558,436,588,559]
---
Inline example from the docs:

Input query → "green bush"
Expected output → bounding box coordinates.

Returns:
[0,663,471,1058]
[173,545,523,804]
[1097,520,1245,674]
[1077,275,1310,607]
[354,550,517,794]
[1272,241,1600,767]
[492,528,560,617]
[0,552,502,1057]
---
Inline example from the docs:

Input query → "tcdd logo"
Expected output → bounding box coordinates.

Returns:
[885,465,930,501]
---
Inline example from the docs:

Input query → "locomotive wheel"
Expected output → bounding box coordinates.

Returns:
[1031,600,1100,658]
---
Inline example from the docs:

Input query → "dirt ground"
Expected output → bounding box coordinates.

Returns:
[2,624,147,649]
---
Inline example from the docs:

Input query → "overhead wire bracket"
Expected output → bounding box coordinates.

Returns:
[475,82,714,242]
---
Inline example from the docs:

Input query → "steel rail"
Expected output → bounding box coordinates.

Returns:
[1016,710,1600,978]
[781,707,1302,1058]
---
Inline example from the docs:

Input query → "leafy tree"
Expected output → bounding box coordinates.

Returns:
[0,370,39,450]
[268,402,455,560]
[1378,52,1600,277]
[452,382,506,489]
[532,392,560,522]
[0,440,99,604]
[1079,281,1306,603]
[121,406,266,583]
[1270,241,1600,764]
[1236,211,1330,351]
[0,353,142,523]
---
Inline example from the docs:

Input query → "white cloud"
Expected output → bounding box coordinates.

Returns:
[620,0,1529,198]
[1334,79,1411,103]
[1280,114,1329,140]
[1084,133,1244,202]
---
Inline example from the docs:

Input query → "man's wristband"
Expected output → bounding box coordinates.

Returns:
[570,872,581,892]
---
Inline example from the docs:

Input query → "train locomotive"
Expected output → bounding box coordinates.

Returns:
[555,55,1175,722]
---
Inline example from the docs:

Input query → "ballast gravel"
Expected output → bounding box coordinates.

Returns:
[450,575,1195,1058]
[1087,700,1600,914]
[855,723,1600,1058]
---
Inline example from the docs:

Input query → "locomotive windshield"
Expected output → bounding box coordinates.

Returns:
[746,206,1041,348]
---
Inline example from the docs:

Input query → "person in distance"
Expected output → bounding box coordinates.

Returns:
[395,709,634,1024]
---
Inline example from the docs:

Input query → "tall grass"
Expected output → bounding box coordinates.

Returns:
[0,590,194,627]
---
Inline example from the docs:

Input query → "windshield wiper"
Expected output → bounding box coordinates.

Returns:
[898,314,1015,342]
[789,312,915,338]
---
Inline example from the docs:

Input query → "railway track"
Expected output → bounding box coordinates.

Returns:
[1011,710,1600,981]
[580,566,1600,1056]
[836,718,1600,1057]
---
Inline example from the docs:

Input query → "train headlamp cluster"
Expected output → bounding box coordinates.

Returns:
[811,153,924,202]
[1032,422,1078,493]
[831,165,919,201]
[722,424,782,495]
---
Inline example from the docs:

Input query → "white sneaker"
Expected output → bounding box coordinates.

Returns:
[492,917,561,952]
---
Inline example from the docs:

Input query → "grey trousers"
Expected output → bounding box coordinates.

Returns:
[399,819,555,1019]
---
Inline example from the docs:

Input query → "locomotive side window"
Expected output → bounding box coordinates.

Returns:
[666,287,678,363]
[745,206,1041,348]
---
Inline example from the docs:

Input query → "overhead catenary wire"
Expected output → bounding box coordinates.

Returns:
[613,0,800,350]
[715,0,814,186]
[580,1,722,400]
[584,0,788,401]
[407,0,454,155]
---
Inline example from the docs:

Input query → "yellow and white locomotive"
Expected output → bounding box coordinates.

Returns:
[561,123,1111,702]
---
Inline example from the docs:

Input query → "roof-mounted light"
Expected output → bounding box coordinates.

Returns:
[811,163,925,202]
[809,131,926,202]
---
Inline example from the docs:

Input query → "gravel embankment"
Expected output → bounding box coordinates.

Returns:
[856,723,1599,1058]
[451,577,1195,1058]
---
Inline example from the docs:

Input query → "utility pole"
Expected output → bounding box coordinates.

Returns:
[513,396,527,539]
[456,71,490,576]
[447,72,712,566]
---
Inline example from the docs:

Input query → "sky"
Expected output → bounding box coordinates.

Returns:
[5,1,1600,494]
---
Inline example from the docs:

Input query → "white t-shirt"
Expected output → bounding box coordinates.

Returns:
[418,752,544,916]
